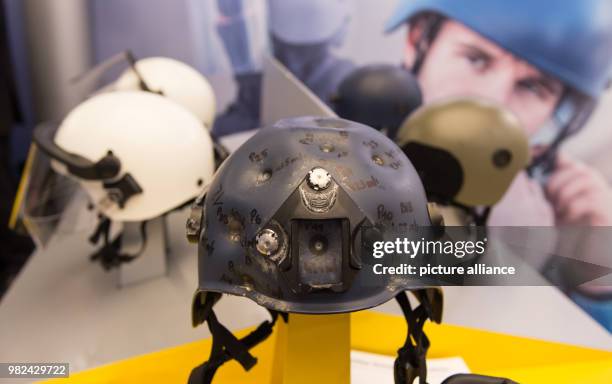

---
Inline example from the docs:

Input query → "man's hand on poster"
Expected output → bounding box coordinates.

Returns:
[546,153,612,226]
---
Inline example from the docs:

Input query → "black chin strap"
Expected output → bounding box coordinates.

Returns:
[88,215,148,270]
[189,299,287,384]
[410,15,444,76]
[394,291,433,384]
[394,291,519,384]
[209,132,230,169]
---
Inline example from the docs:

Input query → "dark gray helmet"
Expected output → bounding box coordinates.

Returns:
[186,116,443,384]
[332,64,422,139]
[190,116,434,316]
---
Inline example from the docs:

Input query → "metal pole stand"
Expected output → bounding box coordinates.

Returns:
[271,313,350,384]
[117,216,169,287]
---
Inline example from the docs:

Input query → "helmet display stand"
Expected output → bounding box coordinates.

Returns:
[271,314,350,384]
[118,216,169,287]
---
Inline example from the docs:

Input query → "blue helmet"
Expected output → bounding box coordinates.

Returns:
[385,0,612,99]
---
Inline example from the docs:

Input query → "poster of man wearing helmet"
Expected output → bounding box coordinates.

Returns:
[386,0,612,228]
[379,0,612,331]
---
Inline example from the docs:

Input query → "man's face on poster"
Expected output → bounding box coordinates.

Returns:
[405,19,565,136]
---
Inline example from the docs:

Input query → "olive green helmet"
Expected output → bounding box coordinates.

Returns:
[396,98,530,208]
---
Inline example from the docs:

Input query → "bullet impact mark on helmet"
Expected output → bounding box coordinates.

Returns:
[320,143,335,153]
[257,169,273,184]
[372,155,385,166]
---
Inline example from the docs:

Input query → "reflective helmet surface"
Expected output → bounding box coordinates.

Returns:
[396,98,529,207]
[333,64,422,139]
[114,57,217,129]
[55,91,215,221]
[193,116,433,319]
[386,0,612,98]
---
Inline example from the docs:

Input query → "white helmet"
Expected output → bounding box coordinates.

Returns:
[114,57,217,130]
[268,0,352,45]
[34,91,215,222]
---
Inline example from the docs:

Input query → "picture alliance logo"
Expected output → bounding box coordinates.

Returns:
[371,237,488,259]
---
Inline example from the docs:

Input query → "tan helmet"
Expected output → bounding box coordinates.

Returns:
[396,98,530,207]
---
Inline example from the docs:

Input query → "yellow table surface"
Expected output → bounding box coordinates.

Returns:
[44,311,612,383]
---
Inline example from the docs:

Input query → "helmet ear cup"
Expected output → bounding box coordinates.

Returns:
[402,142,464,204]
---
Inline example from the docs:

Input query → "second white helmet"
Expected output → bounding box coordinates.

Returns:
[114,57,217,130]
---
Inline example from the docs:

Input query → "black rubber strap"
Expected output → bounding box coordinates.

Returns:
[88,215,112,245]
[442,373,519,384]
[88,215,147,271]
[125,51,159,94]
[209,132,230,169]
[209,310,258,369]
[188,305,285,384]
[394,291,432,384]
[411,16,443,76]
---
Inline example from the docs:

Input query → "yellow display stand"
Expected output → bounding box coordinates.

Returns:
[271,314,350,384]
[44,311,612,384]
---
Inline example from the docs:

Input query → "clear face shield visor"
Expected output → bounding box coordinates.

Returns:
[20,143,98,248]
[17,52,151,248]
